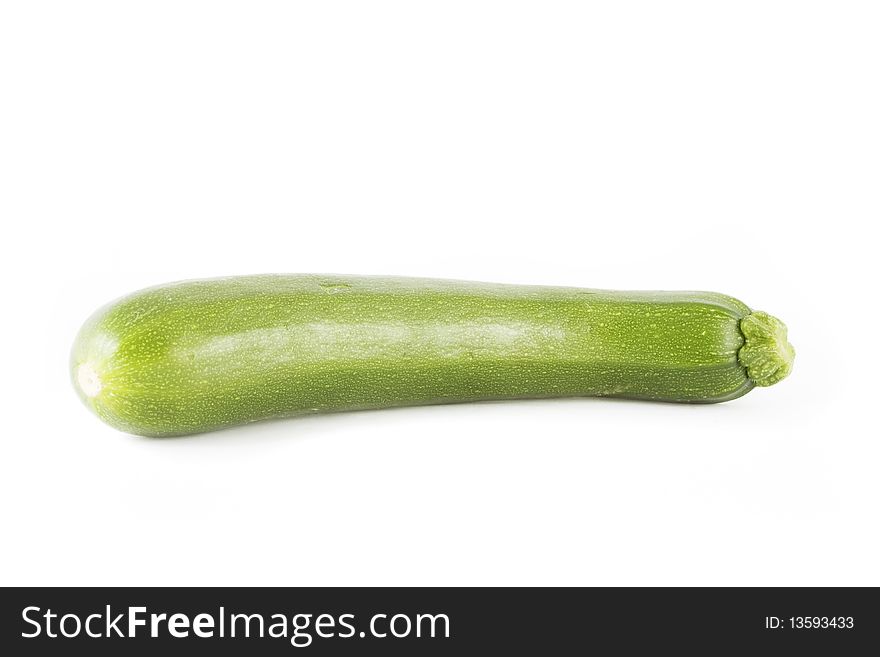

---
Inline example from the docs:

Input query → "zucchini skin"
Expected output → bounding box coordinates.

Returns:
[71,275,793,437]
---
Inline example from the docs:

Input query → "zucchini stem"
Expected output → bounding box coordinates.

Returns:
[738,311,795,387]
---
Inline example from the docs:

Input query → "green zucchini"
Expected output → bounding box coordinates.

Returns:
[71,275,794,437]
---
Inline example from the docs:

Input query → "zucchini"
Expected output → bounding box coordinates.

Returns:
[71,275,794,437]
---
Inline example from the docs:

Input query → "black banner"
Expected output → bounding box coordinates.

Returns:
[1,587,876,654]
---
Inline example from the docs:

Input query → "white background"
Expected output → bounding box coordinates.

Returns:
[1,2,877,586]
